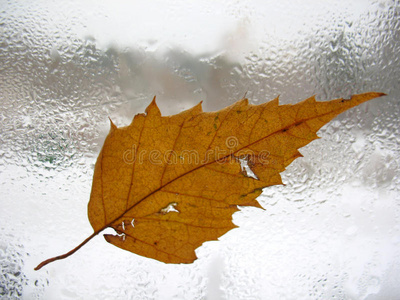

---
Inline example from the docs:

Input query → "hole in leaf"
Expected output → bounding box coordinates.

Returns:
[159,202,179,214]
[112,230,126,241]
[238,157,258,180]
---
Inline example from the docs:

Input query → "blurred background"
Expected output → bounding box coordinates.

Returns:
[0,0,399,299]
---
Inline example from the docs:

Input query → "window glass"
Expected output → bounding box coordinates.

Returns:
[0,1,399,299]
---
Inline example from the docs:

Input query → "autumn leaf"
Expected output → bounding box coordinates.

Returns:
[35,92,385,270]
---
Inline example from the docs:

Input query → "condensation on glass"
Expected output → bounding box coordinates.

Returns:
[0,0,399,299]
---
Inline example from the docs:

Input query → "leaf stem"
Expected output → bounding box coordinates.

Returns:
[34,230,100,271]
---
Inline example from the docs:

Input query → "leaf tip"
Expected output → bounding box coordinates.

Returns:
[108,117,117,131]
[234,97,249,109]
[193,101,203,113]
[340,91,386,106]
[145,96,162,117]
[271,95,280,106]
[307,95,317,103]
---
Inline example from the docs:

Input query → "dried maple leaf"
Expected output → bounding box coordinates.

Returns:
[35,92,385,270]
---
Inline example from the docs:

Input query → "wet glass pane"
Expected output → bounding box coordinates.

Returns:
[1,0,399,299]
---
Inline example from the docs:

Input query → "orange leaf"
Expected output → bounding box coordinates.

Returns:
[35,92,385,270]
